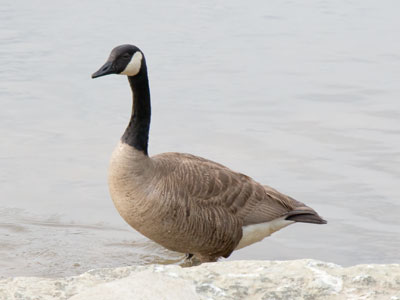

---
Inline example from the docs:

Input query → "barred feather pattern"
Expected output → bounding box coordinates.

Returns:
[108,143,326,262]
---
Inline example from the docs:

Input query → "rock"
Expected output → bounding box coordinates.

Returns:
[0,259,399,300]
[68,272,199,300]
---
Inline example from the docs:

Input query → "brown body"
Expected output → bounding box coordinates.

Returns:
[109,142,325,262]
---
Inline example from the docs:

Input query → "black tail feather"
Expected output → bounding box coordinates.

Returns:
[285,209,327,224]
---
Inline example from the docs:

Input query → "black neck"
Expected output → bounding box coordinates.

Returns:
[121,65,151,155]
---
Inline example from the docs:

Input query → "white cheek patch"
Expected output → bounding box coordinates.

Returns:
[120,51,143,76]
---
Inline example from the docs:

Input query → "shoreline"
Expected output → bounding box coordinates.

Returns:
[1,259,399,300]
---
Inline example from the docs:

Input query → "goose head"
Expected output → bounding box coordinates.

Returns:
[92,44,144,78]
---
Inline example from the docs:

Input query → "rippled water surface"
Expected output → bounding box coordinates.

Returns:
[1,0,399,277]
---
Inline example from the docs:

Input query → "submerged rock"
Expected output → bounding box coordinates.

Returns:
[0,259,399,300]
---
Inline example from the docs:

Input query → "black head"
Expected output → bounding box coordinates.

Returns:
[92,44,144,79]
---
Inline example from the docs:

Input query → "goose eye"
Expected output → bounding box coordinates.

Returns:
[122,53,131,59]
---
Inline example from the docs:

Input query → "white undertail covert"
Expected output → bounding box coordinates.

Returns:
[235,217,294,250]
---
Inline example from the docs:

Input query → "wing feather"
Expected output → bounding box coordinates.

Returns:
[152,152,307,226]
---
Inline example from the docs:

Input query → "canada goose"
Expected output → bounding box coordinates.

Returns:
[92,44,327,263]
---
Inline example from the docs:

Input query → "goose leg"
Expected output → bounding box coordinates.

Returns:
[180,253,203,267]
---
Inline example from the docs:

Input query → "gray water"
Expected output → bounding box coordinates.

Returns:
[1,0,399,278]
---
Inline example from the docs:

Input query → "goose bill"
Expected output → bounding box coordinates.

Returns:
[92,61,114,78]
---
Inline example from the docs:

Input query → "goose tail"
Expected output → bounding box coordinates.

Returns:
[285,207,327,224]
